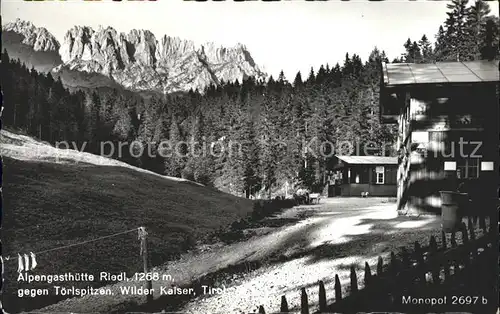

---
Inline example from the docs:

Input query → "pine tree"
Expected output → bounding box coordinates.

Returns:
[402,39,422,63]
[306,67,316,85]
[351,54,363,78]
[316,65,327,85]
[418,35,433,62]
[331,63,342,87]
[164,114,185,177]
[434,25,447,61]
[479,16,500,60]
[444,0,471,61]
[267,75,275,89]
[82,92,102,153]
[466,0,492,59]
[342,53,353,78]
[293,71,303,88]
[411,41,422,62]
[278,70,287,85]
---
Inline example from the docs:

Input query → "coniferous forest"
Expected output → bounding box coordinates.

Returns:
[1,0,499,197]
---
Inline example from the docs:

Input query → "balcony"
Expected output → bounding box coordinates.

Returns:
[410,114,484,132]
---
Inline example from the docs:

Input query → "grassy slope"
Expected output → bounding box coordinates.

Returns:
[1,133,253,312]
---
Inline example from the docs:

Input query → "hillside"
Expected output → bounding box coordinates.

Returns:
[0,129,254,313]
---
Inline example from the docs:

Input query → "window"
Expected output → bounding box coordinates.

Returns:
[412,131,429,143]
[444,161,457,171]
[457,159,479,179]
[410,99,427,119]
[481,161,494,171]
[377,173,384,184]
[375,166,385,184]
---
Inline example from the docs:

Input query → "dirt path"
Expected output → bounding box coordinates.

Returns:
[38,198,441,313]
[176,198,442,314]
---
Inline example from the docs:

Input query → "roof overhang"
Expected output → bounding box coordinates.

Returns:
[335,155,398,165]
[382,60,499,86]
[379,60,500,124]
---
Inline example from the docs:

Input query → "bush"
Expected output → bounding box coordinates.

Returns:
[249,199,295,222]
[218,229,244,244]
[211,198,297,244]
[181,168,195,181]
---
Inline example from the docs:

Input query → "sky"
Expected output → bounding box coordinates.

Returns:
[2,0,499,79]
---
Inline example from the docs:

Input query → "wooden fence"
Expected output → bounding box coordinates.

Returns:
[257,215,497,314]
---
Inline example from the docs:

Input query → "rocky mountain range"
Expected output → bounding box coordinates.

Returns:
[2,19,63,73]
[2,19,267,94]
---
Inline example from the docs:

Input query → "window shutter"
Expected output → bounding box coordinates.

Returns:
[371,167,377,184]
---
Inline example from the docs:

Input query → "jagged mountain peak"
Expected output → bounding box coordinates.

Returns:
[4,19,267,94]
[160,34,197,50]
[58,23,266,93]
[3,18,36,33]
[127,28,156,39]
[3,18,60,52]
[199,41,259,68]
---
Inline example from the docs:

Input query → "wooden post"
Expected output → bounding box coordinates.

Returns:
[377,256,383,276]
[301,288,309,314]
[479,215,487,234]
[280,295,289,312]
[429,235,437,252]
[461,222,469,243]
[350,265,358,293]
[461,222,470,267]
[488,214,495,236]
[441,230,447,250]
[334,274,342,301]
[139,227,153,303]
[468,218,476,241]
[13,104,17,127]
[390,251,398,274]
[467,218,477,267]
[414,241,426,284]
[318,281,327,312]
[429,236,440,285]
[450,231,457,247]
[443,259,450,281]
[429,235,438,252]
[401,247,410,268]
[364,262,372,287]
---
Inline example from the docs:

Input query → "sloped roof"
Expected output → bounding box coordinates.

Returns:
[382,60,499,86]
[336,155,398,165]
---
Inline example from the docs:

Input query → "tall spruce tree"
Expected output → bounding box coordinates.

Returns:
[466,0,492,59]
[418,35,433,62]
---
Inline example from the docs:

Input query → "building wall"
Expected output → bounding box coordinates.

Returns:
[334,163,398,197]
[396,84,499,215]
[340,183,397,196]
[341,164,397,185]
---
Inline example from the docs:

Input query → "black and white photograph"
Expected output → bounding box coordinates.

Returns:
[0,0,499,313]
